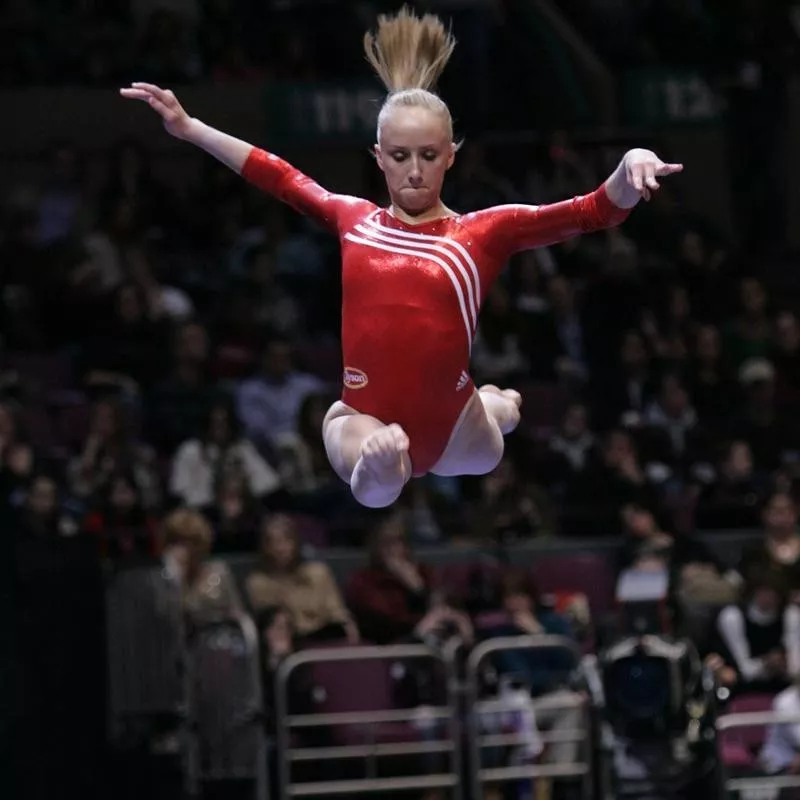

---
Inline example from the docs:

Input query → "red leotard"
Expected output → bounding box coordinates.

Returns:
[242,148,630,476]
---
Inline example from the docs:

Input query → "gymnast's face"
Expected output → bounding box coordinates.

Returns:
[375,106,455,215]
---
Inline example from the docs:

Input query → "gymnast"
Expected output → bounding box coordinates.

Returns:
[121,7,683,509]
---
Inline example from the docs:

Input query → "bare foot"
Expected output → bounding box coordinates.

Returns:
[351,424,411,507]
[479,385,522,434]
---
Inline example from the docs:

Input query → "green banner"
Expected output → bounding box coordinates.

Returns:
[622,69,722,127]
[265,82,382,146]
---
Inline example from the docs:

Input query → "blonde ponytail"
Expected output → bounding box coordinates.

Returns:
[364,5,456,94]
[364,7,458,144]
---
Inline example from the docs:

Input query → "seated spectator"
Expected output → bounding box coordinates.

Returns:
[79,279,169,395]
[274,391,341,498]
[15,473,79,539]
[471,284,528,387]
[773,311,800,408]
[546,402,595,491]
[712,568,800,695]
[724,277,772,370]
[474,455,556,542]
[236,334,325,450]
[67,396,161,511]
[760,680,800,774]
[245,513,358,644]
[83,470,159,560]
[205,473,264,553]
[146,320,222,454]
[347,510,472,646]
[477,568,584,769]
[737,491,800,593]
[729,357,800,473]
[564,428,661,536]
[160,507,244,629]
[641,371,706,475]
[618,503,735,636]
[692,439,770,529]
[593,330,657,430]
[686,324,736,428]
[169,400,281,510]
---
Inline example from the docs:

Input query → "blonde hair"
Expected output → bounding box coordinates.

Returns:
[364,5,457,143]
[160,507,213,554]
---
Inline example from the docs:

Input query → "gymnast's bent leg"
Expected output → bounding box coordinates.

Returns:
[429,386,521,477]
[322,401,412,509]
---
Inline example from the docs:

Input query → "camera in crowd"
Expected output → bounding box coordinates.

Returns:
[588,567,721,797]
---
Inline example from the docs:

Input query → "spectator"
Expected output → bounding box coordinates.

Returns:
[236,334,325,449]
[594,330,656,430]
[713,567,800,695]
[83,470,159,560]
[772,310,800,407]
[68,397,161,511]
[686,323,735,428]
[478,567,584,768]
[737,491,800,591]
[80,281,169,395]
[692,439,770,530]
[245,513,358,644]
[760,680,800,774]
[204,472,263,553]
[471,283,528,386]
[564,428,661,536]
[724,277,772,369]
[347,510,472,646]
[146,321,221,453]
[474,455,556,542]
[160,507,245,627]
[169,400,281,510]
[730,357,800,473]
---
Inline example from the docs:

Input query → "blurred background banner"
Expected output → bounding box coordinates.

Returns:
[263,82,381,147]
[620,69,723,127]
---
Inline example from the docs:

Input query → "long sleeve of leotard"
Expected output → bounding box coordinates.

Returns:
[467,183,631,269]
[240,147,365,233]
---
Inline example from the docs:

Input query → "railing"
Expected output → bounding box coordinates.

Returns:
[465,635,593,800]
[717,710,800,799]
[274,644,461,800]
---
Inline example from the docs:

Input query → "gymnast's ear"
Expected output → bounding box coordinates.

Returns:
[373,143,385,171]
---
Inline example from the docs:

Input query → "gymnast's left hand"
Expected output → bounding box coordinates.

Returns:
[623,149,683,202]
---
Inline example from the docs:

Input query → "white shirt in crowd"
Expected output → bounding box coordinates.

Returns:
[170,438,281,508]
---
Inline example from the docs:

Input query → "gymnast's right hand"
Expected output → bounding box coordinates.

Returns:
[119,82,194,140]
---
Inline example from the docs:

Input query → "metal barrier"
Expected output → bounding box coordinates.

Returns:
[466,635,593,800]
[717,710,800,799]
[186,616,269,800]
[274,644,461,799]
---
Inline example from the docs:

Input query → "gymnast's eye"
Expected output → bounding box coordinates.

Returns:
[391,151,408,162]
[422,151,438,161]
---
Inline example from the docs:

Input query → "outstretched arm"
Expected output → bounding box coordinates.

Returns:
[120,82,253,172]
[468,148,683,268]
[120,82,362,231]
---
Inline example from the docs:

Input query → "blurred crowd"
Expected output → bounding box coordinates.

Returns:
[0,125,800,552]
[2,128,800,553]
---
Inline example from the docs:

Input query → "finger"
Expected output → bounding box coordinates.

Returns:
[642,187,651,202]
[655,162,684,176]
[120,88,152,101]
[630,165,644,192]
[130,81,168,99]
[644,162,659,191]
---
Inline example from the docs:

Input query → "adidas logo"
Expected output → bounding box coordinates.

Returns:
[456,371,470,391]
